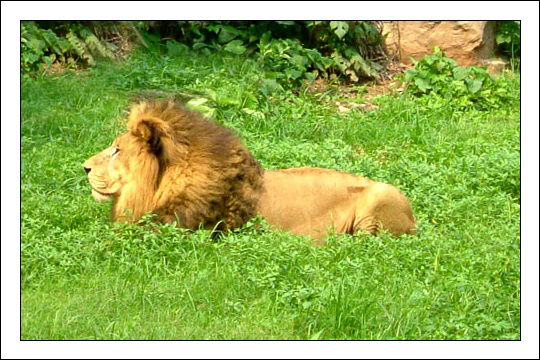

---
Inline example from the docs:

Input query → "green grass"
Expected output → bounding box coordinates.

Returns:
[21,51,520,340]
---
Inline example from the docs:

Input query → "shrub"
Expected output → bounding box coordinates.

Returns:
[21,21,122,76]
[304,21,384,81]
[496,21,520,59]
[21,22,73,73]
[256,36,333,92]
[400,47,517,110]
[134,21,387,90]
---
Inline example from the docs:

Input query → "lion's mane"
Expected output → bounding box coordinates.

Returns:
[111,100,264,230]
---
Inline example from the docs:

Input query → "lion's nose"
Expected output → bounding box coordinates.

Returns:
[84,166,91,174]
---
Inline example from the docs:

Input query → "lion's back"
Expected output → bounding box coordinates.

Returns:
[256,168,374,236]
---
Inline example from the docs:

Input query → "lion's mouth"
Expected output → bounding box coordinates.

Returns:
[91,188,114,202]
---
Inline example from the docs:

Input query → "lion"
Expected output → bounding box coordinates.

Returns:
[83,99,416,239]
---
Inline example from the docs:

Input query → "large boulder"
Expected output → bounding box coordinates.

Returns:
[382,21,497,67]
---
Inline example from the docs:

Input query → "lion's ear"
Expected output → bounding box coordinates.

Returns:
[129,117,169,153]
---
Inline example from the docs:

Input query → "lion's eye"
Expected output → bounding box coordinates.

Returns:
[111,147,120,157]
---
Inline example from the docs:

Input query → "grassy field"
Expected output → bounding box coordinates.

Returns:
[21,51,520,340]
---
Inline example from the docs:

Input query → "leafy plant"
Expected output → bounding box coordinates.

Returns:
[496,21,520,59]
[257,36,333,92]
[401,47,517,110]
[132,21,386,88]
[305,21,384,81]
[21,21,120,76]
[21,22,72,73]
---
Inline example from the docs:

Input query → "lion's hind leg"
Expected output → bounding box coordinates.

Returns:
[352,183,416,237]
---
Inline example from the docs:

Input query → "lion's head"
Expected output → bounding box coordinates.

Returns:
[83,100,264,231]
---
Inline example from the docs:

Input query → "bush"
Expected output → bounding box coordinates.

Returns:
[21,21,123,76]
[400,47,517,110]
[496,21,520,59]
[22,20,387,88]
[256,36,333,93]
[304,21,384,81]
[134,21,387,90]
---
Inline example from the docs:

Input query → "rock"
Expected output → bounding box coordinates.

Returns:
[480,58,509,74]
[382,21,497,67]
[337,105,350,113]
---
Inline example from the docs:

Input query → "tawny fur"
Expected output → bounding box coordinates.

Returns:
[83,99,416,238]
[258,168,416,239]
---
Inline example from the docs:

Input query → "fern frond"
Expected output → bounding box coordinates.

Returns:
[66,30,95,65]
[79,27,116,60]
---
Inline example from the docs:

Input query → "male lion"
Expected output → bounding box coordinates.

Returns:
[83,100,416,239]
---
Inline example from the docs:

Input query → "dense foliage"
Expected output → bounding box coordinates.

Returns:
[22,20,386,87]
[400,47,518,110]
[496,21,520,59]
[138,21,386,89]
[21,21,122,74]
[22,20,521,88]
